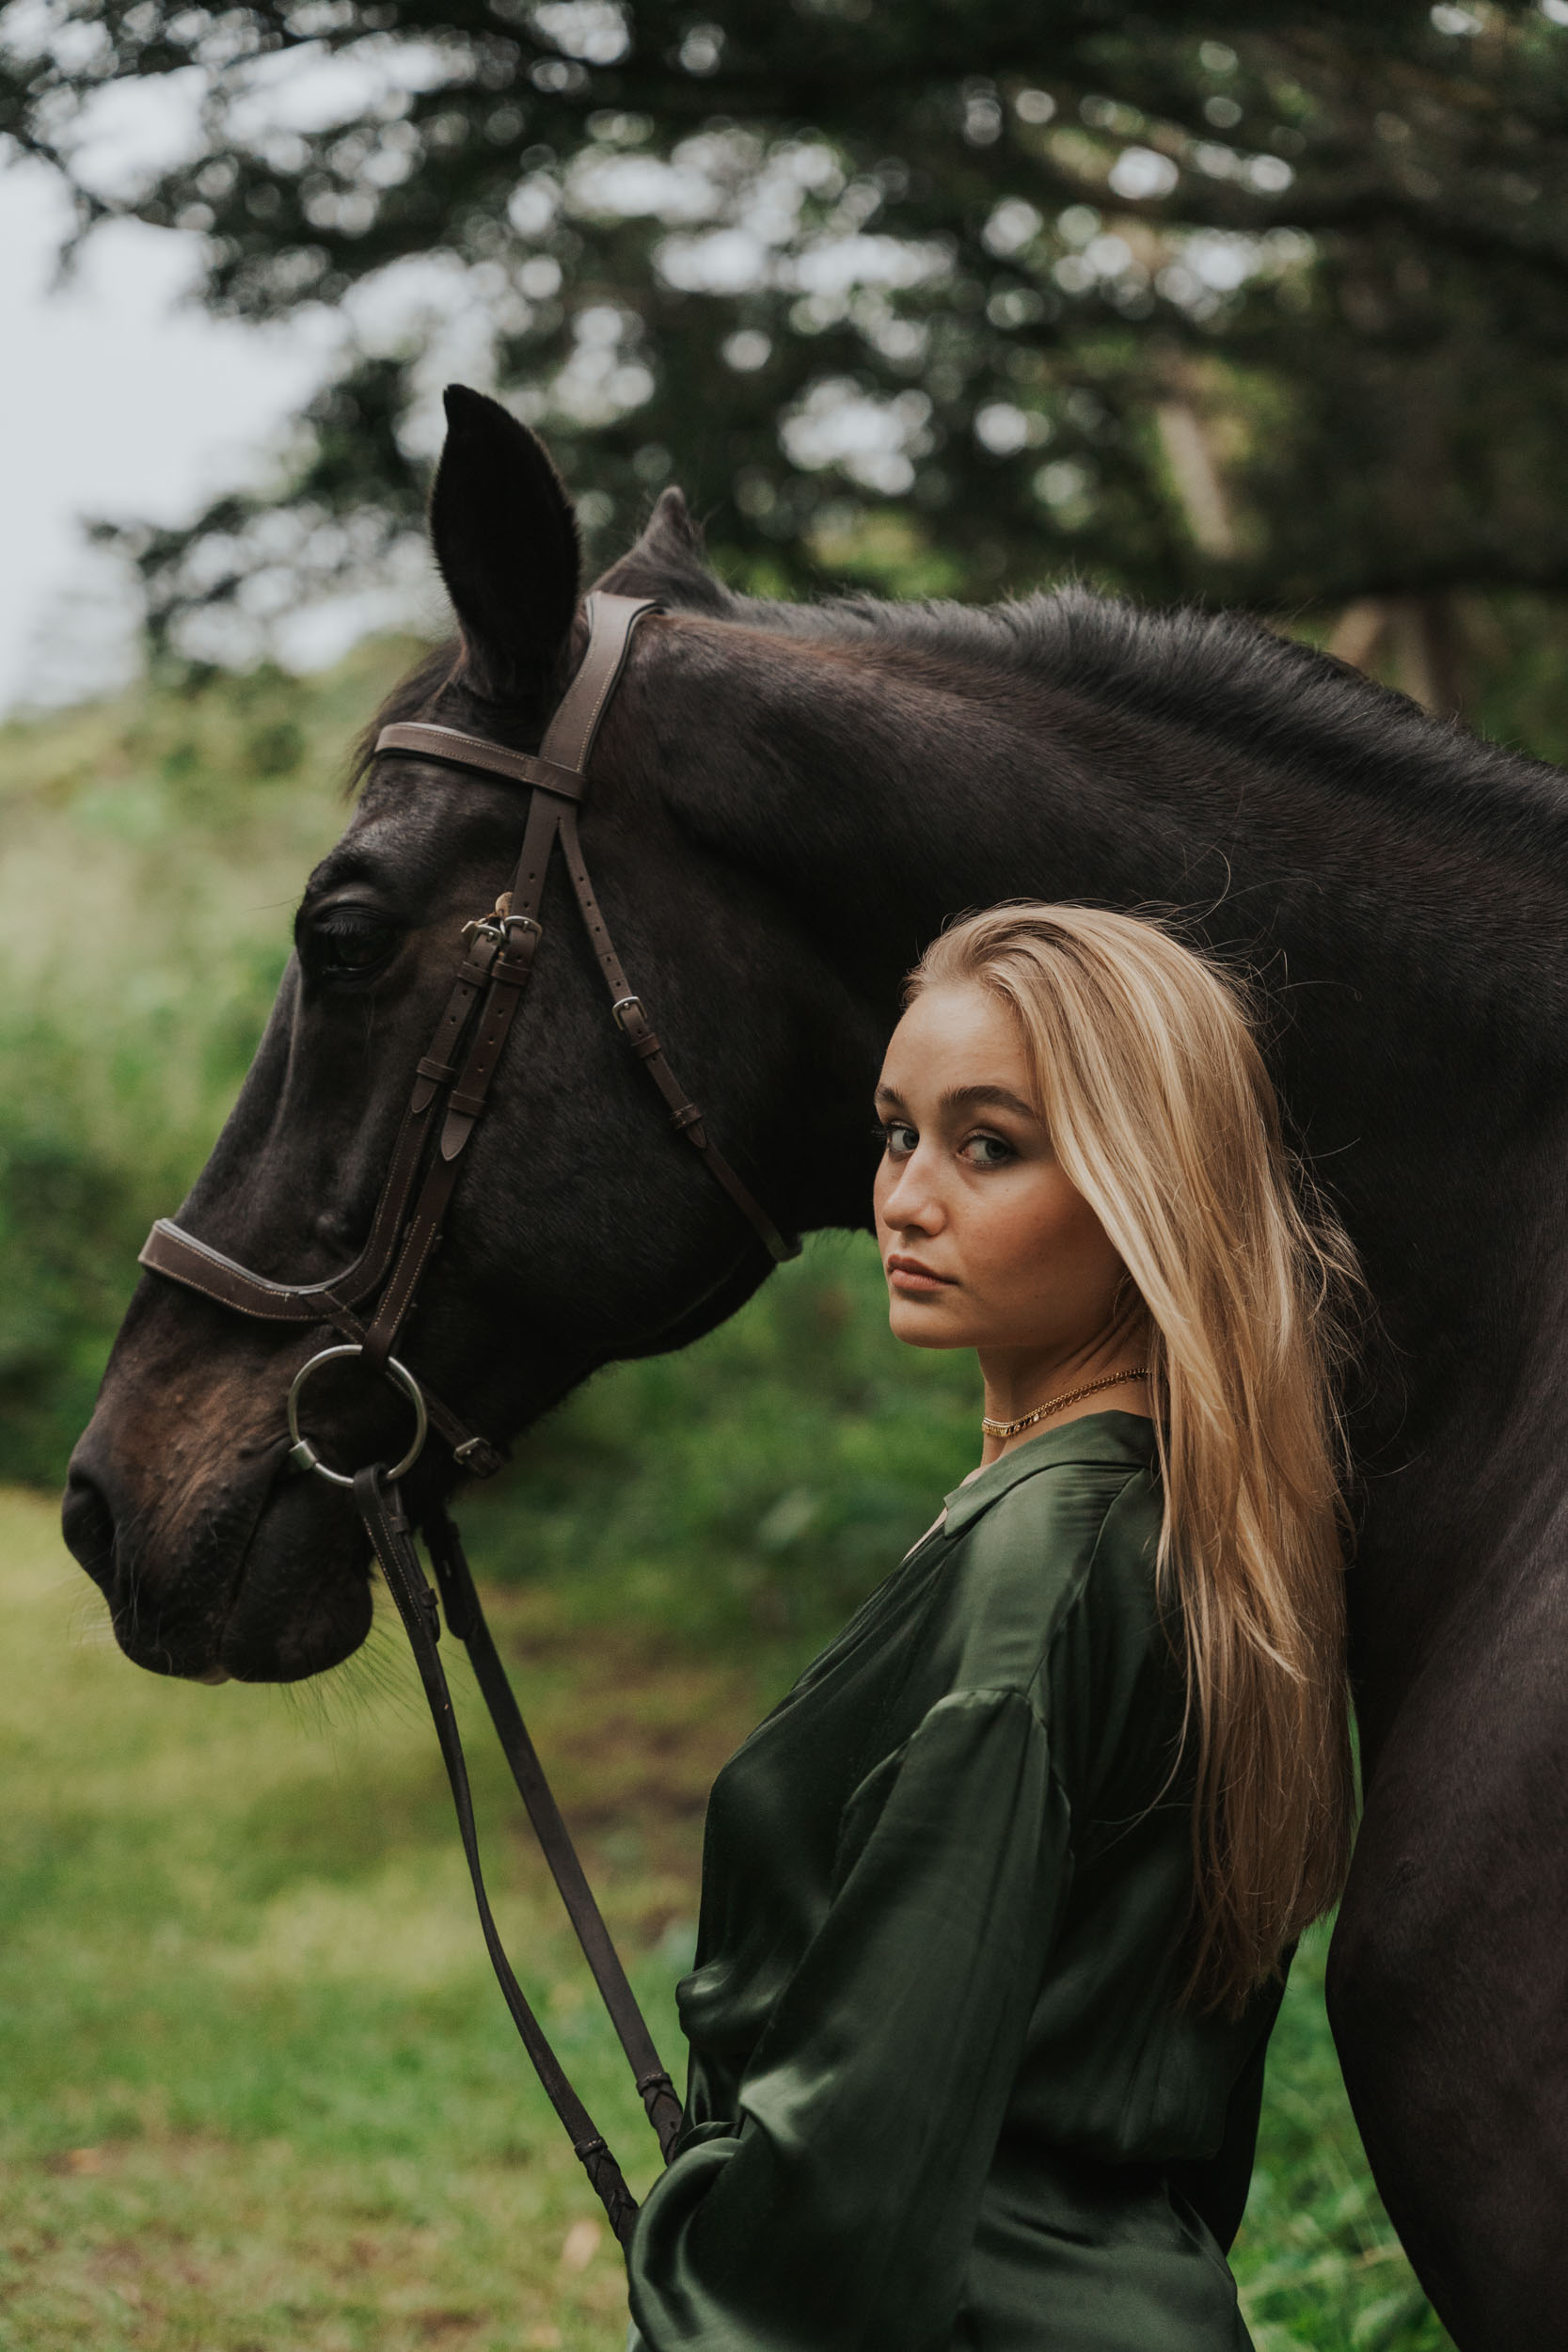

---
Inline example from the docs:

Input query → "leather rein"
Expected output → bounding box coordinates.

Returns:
[135,592,800,2246]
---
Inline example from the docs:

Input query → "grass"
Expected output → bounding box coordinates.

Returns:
[0,1485,1451,2351]
[0,1485,758,2352]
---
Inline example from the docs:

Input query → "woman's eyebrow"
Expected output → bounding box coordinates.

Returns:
[941,1082,1039,1120]
[874,1080,1040,1120]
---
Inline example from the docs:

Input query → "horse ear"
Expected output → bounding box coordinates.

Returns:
[636,486,707,566]
[429,385,580,699]
[596,486,734,613]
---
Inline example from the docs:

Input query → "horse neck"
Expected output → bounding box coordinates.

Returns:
[616,607,1568,1727]
[626,611,1568,1391]
[637,611,1568,1041]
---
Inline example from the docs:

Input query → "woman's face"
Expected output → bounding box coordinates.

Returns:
[873,981,1132,1359]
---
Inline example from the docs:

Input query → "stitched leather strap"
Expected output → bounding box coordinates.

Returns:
[373,590,656,797]
[373,724,587,802]
[357,591,797,1377]
[139,924,506,1320]
[423,1508,684,2158]
[354,1468,645,2248]
[142,593,795,1391]
[538,591,657,774]
[558,804,800,1265]
[135,1227,503,1470]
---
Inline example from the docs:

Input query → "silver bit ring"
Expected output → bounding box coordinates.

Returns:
[286,1343,429,1489]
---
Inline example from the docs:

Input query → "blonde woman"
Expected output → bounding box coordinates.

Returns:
[626,903,1359,2351]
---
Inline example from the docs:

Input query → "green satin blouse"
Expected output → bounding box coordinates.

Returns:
[626,1411,1280,2351]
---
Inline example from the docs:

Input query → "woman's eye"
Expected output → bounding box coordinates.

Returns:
[961,1132,1016,1168]
[875,1120,918,1157]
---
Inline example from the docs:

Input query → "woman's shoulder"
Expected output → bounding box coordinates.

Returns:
[933,1412,1162,1698]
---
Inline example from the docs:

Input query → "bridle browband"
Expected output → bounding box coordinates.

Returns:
[134,592,801,2248]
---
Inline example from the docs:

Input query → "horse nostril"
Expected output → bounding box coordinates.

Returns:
[62,1468,118,1593]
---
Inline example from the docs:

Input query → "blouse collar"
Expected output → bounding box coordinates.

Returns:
[942,1409,1160,1537]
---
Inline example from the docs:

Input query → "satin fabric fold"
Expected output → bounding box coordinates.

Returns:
[626,1414,1276,2351]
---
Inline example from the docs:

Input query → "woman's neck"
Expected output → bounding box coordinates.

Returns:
[976,1319,1153,1467]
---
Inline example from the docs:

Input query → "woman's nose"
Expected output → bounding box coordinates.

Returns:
[879,1150,944,1232]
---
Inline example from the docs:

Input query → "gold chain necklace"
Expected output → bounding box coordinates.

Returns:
[981,1367,1149,1442]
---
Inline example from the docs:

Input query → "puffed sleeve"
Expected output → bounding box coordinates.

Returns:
[626,1682,1070,2352]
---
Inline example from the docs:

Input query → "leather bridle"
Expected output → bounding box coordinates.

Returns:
[141,591,797,1477]
[134,592,801,2246]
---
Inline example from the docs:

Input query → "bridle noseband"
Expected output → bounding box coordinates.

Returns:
[134,592,801,2248]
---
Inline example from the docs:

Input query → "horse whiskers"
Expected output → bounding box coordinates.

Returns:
[276,1604,426,1736]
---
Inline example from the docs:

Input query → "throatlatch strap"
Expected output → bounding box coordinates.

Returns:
[353,1467,646,2249]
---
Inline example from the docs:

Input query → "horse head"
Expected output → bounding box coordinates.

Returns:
[62,387,883,1682]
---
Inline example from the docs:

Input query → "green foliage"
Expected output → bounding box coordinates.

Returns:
[462,1230,982,1661]
[0,640,420,1482]
[8,6,1568,644]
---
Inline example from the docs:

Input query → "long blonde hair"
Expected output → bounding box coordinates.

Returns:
[909,903,1360,2013]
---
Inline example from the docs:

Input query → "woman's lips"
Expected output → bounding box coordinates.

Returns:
[886,1255,958,1295]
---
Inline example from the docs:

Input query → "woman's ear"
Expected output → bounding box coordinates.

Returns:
[428,384,581,701]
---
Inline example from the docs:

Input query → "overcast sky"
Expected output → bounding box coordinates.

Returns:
[0,68,920,721]
[0,153,348,715]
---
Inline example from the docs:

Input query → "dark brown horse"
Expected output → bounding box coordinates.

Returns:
[64,386,1568,2347]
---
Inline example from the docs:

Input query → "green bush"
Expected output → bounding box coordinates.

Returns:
[462,1231,981,1658]
[0,645,418,1483]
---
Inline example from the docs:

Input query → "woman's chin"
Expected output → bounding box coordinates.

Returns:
[886,1296,972,1350]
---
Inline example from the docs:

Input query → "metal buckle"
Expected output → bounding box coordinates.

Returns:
[610,994,645,1033]
[452,1433,506,1479]
[462,910,542,951]
[286,1343,429,1490]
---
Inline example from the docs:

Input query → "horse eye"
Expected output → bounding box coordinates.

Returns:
[304,909,399,980]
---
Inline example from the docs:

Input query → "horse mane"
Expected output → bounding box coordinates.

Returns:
[605,521,1568,854]
[359,542,1568,859]
[799,584,1568,851]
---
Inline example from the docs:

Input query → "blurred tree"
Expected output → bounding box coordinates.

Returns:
[5,0,1568,697]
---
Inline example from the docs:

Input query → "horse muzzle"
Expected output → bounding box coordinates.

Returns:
[62,1423,374,1683]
